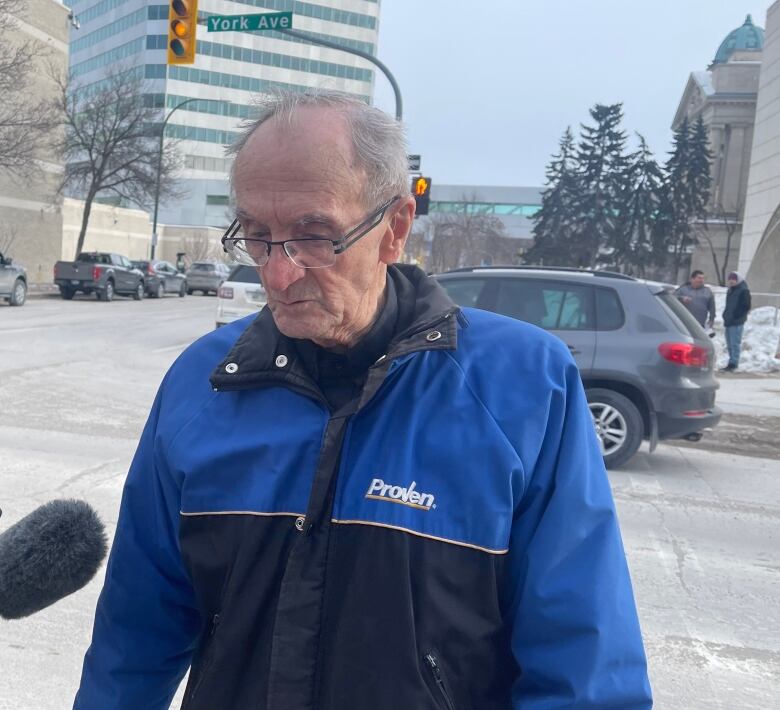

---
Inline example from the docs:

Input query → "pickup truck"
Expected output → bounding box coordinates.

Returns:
[54,252,145,301]
[0,251,27,306]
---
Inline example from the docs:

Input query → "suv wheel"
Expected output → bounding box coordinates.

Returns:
[586,389,643,469]
[179,281,187,297]
[9,278,26,306]
[133,281,144,301]
[155,282,165,299]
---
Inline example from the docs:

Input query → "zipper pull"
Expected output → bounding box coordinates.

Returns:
[425,653,442,679]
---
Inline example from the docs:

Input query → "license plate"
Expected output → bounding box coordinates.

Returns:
[246,289,265,302]
[71,280,80,285]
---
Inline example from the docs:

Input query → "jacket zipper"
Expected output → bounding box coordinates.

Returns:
[186,613,220,704]
[424,652,457,710]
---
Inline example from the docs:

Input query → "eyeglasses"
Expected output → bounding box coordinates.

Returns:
[221,195,400,269]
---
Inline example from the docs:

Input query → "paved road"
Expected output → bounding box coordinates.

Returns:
[1,297,778,709]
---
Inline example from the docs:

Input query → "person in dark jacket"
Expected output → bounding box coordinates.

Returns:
[675,270,716,328]
[721,271,752,372]
[73,90,652,709]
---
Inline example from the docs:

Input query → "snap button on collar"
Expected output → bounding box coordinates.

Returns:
[295,515,305,531]
[426,331,442,342]
[275,355,288,368]
[225,362,238,374]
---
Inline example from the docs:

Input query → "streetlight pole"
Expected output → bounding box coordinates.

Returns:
[150,97,200,259]
[275,27,403,121]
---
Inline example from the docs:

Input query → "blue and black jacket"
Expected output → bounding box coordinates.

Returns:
[74,265,652,709]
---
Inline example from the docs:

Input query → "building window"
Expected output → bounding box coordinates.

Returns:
[206,195,230,206]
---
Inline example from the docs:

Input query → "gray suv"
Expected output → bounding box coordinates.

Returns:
[0,251,27,306]
[435,266,721,468]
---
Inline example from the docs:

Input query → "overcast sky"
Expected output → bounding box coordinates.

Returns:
[373,0,771,189]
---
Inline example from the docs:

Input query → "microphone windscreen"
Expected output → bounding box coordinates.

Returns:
[0,499,108,620]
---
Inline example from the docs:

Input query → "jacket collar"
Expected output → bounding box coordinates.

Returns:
[210,264,462,394]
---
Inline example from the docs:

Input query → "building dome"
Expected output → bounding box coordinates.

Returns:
[713,15,764,64]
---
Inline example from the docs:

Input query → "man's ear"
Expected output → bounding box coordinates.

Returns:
[379,196,416,265]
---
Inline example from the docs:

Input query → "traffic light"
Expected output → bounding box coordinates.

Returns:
[167,0,198,65]
[412,176,432,216]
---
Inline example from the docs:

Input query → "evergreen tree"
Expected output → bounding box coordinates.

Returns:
[612,134,666,276]
[525,127,580,266]
[571,103,630,268]
[662,116,713,280]
[689,116,713,215]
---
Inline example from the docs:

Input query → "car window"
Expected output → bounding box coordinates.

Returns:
[595,287,624,330]
[228,265,262,284]
[494,279,594,330]
[77,253,111,264]
[436,278,488,308]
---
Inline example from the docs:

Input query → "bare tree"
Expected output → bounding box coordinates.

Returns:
[428,194,514,273]
[0,222,19,254]
[694,200,742,286]
[54,67,182,259]
[0,0,59,178]
[180,233,217,263]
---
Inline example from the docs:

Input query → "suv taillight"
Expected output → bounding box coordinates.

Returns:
[148,264,156,275]
[218,286,234,299]
[658,342,709,368]
[53,264,58,279]
[92,266,103,281]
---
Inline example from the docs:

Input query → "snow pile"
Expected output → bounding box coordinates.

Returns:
[712,292,780,372]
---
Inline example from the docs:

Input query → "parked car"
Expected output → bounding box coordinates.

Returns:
[53,252,145,301]
[215,264,267,328]
[435,266,722,468]
[0,251,27,306]
[131,259,187,298]
[185,261,231,295]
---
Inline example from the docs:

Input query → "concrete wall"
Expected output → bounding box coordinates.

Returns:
[62,198,154,261]
[741,0,780,291]
[62,199,226,267]
[0,0,70,285]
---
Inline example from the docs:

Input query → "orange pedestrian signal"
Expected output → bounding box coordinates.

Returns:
[167,0,198,65]
[411,176,432,215]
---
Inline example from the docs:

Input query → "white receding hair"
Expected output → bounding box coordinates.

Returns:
[226,89,410,208]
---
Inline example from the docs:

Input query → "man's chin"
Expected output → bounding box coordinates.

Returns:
[271,309,327,342]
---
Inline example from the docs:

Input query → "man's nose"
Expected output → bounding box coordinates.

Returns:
[260,243,306,292]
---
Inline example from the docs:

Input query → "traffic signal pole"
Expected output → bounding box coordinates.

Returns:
[274,27,403,121]
[151,96,200,259]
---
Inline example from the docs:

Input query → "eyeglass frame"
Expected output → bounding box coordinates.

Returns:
[220,194,401,269]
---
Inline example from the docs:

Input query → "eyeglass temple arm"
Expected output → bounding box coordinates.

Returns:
[332,196,400,254]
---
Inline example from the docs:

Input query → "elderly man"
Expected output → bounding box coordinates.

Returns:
[74,91,651,709]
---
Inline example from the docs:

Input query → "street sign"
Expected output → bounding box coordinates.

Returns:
[207,12,292,32]
[408,154,421,171]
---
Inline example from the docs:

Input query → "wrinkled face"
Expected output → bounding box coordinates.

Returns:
[691,274,705,288]
[232,107,413,349]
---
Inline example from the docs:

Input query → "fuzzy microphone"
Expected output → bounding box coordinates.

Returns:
[0,499,108,620]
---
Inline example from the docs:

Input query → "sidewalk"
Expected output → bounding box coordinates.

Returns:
[715,371,780,416]
[26,282,61,298]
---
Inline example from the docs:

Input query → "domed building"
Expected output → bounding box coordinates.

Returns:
[672,14,764,283]
[713,14,765,64]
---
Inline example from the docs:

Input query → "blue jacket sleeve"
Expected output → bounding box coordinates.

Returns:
[73,385,202,709]
[506,358,652,708]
